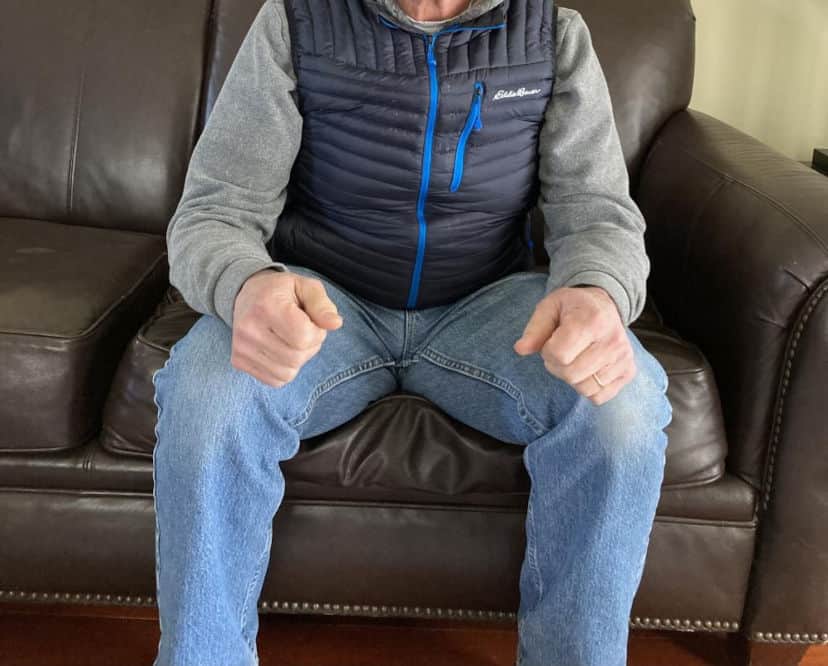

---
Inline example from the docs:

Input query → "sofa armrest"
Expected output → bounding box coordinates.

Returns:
[637,109,828,486]
[637,109,828,641]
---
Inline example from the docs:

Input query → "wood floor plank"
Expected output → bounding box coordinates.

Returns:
[1,604,826,666]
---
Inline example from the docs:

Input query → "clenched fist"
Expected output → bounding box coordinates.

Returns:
[231,269,342,388]
[514,286,636,405]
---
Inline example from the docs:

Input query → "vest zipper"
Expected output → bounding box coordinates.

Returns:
[397,21,506,309]
[407,34,439,309]
[450,82,485,193]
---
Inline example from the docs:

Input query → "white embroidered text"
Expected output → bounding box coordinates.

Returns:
[493,87,542,101]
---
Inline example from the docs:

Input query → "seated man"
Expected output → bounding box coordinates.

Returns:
[151,0,673,664]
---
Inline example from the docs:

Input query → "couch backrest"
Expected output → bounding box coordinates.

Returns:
[201,0,696,184]
[0,0,212,235]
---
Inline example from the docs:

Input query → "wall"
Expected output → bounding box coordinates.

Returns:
[690,0,828,163]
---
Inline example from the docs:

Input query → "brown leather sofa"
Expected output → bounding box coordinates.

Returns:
[2,0,827,658]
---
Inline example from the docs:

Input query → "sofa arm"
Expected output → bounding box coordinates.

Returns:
[637,109,828,485]
[637,109,828,641]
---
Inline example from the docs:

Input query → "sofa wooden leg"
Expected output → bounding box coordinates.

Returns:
[742,639,809,666]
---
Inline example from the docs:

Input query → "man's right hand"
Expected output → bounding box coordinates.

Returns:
[231,269,342,388]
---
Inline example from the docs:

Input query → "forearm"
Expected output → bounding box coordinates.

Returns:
[539,8,648,326]
[166,0,301,328]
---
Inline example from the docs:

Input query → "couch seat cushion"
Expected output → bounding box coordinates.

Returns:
[0,218,167,451]
[102,288,727,490]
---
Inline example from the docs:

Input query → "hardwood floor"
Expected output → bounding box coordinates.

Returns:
[1,603,826,666]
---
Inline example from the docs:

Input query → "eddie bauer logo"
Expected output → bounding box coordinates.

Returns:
[493,87,542,101]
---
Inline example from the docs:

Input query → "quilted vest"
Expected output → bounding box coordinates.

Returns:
[272,0,558,309]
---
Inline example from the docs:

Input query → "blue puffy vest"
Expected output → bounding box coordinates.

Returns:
[271,0,558,309]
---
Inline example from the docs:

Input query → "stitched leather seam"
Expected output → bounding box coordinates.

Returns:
[675,141,828,256]
[65,5,96,217]
[195,0,220,133]
[760,279,828,512]
[639,112,828,258]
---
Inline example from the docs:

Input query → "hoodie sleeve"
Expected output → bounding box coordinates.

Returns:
[165,0,301,329]
[538,8,649,326]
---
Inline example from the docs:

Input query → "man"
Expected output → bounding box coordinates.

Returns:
[152,0,673,664]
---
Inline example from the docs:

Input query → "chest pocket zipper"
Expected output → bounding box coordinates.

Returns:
[450,82,485,192]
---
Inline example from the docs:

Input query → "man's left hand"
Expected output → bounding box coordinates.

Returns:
[514,286,636,405]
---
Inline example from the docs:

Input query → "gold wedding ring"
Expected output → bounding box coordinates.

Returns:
[592,372,606,389]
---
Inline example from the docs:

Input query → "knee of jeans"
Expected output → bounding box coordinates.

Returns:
[153,316,272,461]
[590,353,672,468]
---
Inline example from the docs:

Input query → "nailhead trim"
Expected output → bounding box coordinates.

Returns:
[0,589,766,637]
[0,589,156,606]
[762,281,828,512]
[4,589,827,643]
[257,600,516,621]
[630,616,739,632]
[753,631,828,644]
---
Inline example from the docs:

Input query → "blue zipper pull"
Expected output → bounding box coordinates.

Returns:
[427,36,437,67]
[450,81,486,192]
[471,82,484,130]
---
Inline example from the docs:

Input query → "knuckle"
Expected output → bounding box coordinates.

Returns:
[234,319,255,341]
[298,328,317,348]
[304,277,325,295]
[248,302,270,320]
[546,345,568,365]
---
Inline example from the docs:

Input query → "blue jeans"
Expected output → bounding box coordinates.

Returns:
[151,265,672,666]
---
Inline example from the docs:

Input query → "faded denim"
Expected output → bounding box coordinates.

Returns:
[151,265,672,666]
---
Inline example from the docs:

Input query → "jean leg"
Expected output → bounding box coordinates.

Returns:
[401,272,672,666]
[151,280,397,666]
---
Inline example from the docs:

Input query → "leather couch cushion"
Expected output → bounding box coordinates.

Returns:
[0,218,168,452]
[0,0,211,234]
[101,287,727,489]
[101,287,202,457]
[0,437,752,522]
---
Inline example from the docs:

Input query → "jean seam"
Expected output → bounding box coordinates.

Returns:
[524,446,545,603]
[287,356,395,429]
[401,311,413,362]
[418,347,548,437]
[239,532,273,654]
[525,505,544,623]
[151,330,187,662]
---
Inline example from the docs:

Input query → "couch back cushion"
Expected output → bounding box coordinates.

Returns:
[202,0,695,183]
[0,0,212,234]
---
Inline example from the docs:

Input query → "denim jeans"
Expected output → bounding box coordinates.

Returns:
[151,265,672,666]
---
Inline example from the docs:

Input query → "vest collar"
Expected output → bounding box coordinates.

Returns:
[366,0,510,34]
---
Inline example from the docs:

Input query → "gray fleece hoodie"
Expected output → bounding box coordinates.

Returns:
[166,0,649,328]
